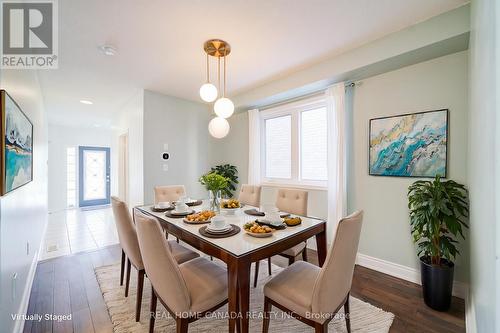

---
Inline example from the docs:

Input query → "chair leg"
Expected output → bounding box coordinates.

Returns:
[176,318,189,333]
[149,287,157,333]
[262,297,272,333]
[120,249,125,286]
[267,257,272,275]
[344,293,351,333]
[136,269,145,322]
[302,247,308,262]
[125,258,131,297]
[314,322,328,333]
[288,256,295,266]
[176,237,180,243]
[254,261,260,288]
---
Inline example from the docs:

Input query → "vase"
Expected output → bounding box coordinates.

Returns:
[208,190,221,213]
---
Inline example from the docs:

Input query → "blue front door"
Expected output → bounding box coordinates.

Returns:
[78,146,111,207]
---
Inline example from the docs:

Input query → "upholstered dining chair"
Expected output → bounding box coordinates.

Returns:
[262,210,364,333]
[153,185,186,203]
[253,188,309,287]
[134,212,228,333]
[238,184,262,207]
[111,197,199,322]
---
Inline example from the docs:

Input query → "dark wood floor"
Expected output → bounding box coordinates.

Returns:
[25,244,465,333]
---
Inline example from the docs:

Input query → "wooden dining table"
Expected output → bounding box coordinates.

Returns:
[135,203,327,333]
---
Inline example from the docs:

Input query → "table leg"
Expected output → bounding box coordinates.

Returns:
[237,260,251,333]
[227,260,239,333]
[315,228,327,267]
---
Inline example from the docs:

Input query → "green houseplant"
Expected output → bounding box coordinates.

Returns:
[199,172,229,212]
[210,164,239,198]
[408,175,469,311]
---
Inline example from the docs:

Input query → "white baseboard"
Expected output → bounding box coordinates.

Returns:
[13,214,48,333]
[355,253,468,299]
[13,249,40,333]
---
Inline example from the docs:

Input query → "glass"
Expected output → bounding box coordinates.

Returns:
[83,150,107,201]
[265,115,292,179]
[301,107,328,181]
[209,190,222,213]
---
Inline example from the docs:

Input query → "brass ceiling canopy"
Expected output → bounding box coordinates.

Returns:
[204,39,231,57]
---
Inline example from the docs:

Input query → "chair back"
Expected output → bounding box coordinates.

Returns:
[275,188,308,216]
[311,211,363,314]
[238,185,262,207]
[111,196,143,269]
[154,185,186,203]
[134,211,191,313]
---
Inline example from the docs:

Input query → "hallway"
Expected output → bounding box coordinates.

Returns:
[41,208,118,260]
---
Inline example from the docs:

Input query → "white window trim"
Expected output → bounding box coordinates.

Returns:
[260,95,327,189]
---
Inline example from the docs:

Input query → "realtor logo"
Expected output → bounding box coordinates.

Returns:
[1,0,58,69]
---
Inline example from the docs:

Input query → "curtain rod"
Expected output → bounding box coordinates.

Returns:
[258,82,356,111]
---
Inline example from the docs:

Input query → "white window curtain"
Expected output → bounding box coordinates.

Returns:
[326,83,347,243]
[248,109,261,184]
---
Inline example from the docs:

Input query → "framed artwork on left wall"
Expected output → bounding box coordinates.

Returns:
[0,90,33,195]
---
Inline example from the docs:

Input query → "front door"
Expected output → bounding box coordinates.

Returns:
[79,146,110,207]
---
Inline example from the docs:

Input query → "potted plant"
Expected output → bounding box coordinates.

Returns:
[199,172,229,212]
[210,164,239,198]
[407,175,469,311]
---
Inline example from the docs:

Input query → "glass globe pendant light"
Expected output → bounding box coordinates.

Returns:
[201,39,234,138]
[199,53,218,102]
[208,116,230,139]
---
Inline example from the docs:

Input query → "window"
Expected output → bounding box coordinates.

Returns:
[261,96,328,188]
[66,147,77,208]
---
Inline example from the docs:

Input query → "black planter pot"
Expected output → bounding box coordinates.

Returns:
[420,256,454,311]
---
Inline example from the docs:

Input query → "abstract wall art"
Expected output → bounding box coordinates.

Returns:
[369,109,448,178]
[0,90,33,195]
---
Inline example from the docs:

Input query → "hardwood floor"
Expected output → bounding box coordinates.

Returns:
[25,245,464,333]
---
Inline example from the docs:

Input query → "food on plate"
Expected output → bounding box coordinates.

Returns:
[221,198,241,209]
[243,222,273,234]
[284,217,302,226]
[185,210,216,222]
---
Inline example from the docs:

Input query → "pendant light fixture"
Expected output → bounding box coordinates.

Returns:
[200,39,234,138]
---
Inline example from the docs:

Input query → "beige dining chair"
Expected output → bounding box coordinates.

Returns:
[262,210,363,333]
[134,212,228,333]
[154,185,186,203]
[238,184,262,207]
[111,197,199,322]
[254,188,309,287]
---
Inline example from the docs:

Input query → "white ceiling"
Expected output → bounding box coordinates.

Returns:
[39,0,468,127]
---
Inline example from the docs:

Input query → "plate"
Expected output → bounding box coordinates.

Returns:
[168,209,195,216]
[244,229,274,238]
[183,218,211,224]
[206,224,232,233]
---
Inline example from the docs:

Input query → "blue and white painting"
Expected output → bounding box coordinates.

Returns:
[2,91,33,194]
[369,110,448,177]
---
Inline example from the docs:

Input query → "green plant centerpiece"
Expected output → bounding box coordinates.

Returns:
[210,164,238,198]
[199,172,229,212]
[407,175,468,311]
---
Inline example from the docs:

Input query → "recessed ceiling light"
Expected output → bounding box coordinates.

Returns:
[80,100,93,105]
[99,44,117,56]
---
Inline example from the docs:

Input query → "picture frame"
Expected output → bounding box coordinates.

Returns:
[0,90,34,195]
[369,109,448,178]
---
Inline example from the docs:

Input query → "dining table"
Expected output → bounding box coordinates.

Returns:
[135,202,327,333]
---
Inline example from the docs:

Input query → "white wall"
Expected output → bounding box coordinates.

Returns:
[349,51,469,283]
[114,91,144,208]
[48,124,117,212]
[143,90,210,203]
[468,0,498,331]
[0,70,48,333]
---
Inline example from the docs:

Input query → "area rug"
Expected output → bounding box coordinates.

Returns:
[95,260,394,332]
